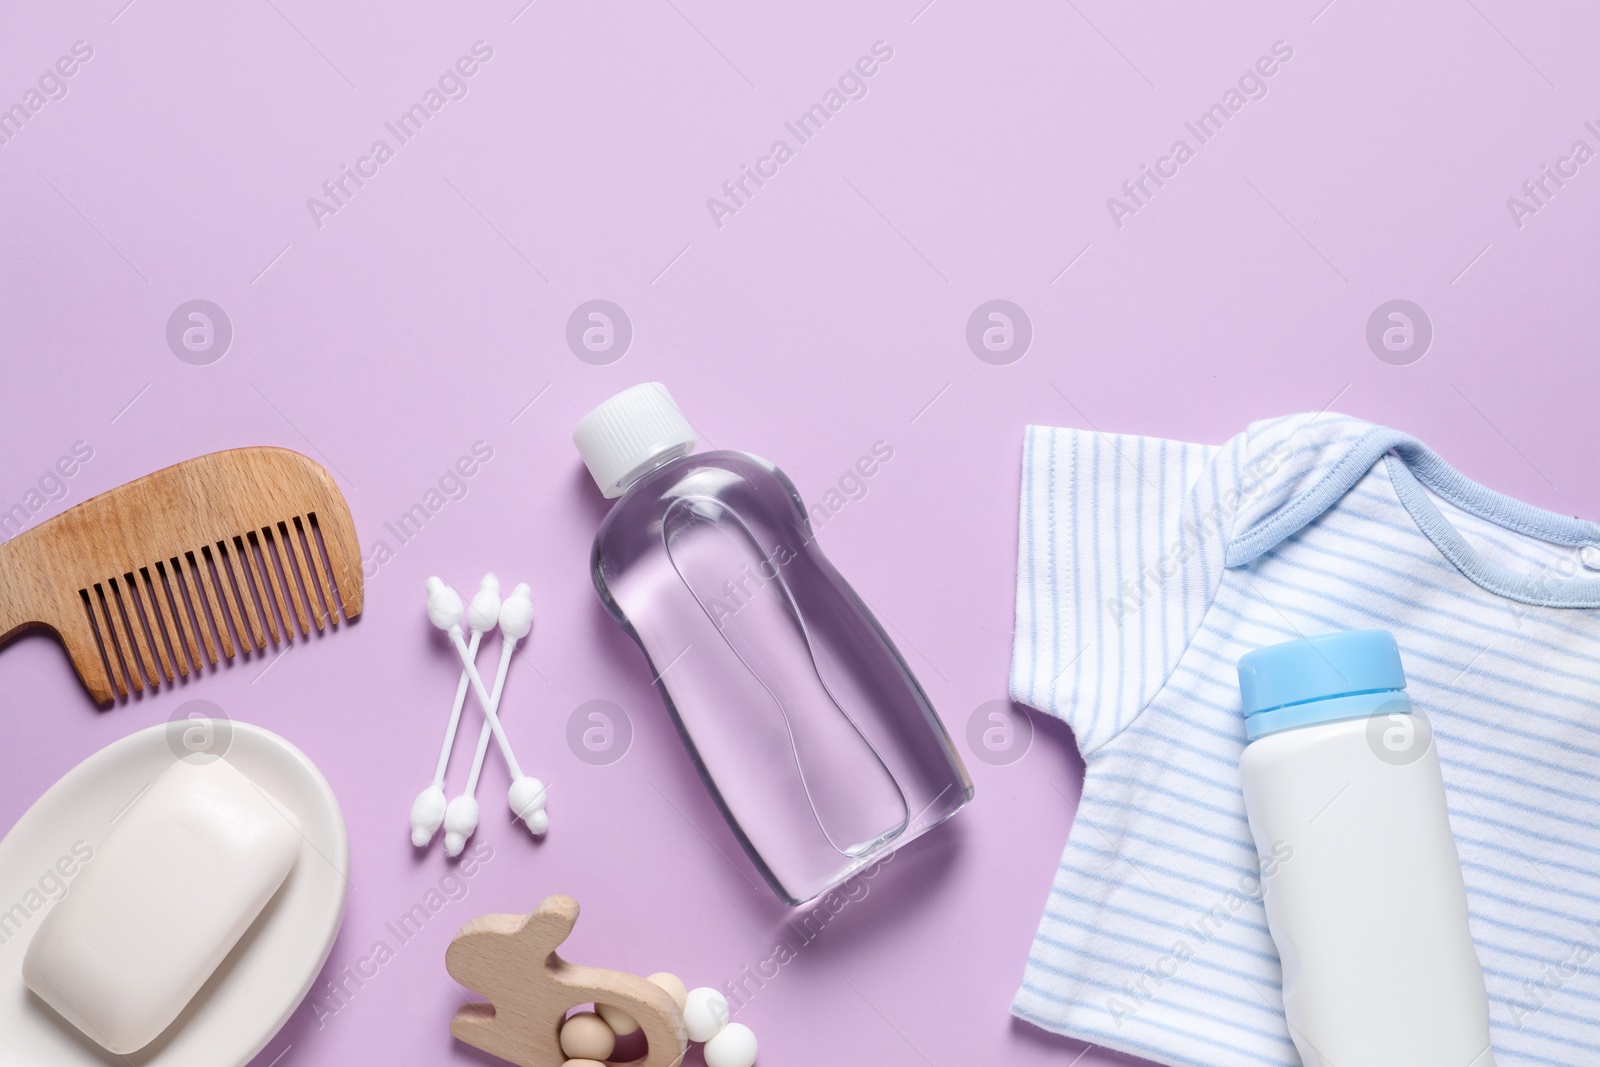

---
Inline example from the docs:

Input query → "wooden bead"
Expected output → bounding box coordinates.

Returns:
[597,1002,640,1035]
[646,971,688,1012]
[559,1012,615,1060]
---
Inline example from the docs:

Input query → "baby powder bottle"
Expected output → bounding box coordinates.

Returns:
[574,383,972,905]
[1236,630,1495,1067]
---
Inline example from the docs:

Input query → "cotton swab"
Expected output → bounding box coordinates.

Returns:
[459,583,547,841]
[426,576,550,855]
[410,574,502,847]
[426,576,525,774]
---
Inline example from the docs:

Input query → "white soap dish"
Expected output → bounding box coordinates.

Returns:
[0,721,348,1067]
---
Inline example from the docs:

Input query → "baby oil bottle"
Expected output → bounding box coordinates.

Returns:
[574,383,972,905]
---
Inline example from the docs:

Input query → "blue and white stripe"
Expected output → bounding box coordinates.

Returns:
[1010,413,1600,1067]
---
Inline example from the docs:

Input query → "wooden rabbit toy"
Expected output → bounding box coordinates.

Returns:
[446,895,689,1067]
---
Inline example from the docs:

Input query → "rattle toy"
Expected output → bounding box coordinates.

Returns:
[445,895,688,1067]
[445,896,760,1067]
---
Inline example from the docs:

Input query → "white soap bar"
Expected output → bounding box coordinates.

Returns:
[23,758,301,1053]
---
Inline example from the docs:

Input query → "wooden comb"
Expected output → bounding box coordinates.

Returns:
[0,447,362,705]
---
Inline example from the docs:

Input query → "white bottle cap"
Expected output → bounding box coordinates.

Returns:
[573,382,697,498]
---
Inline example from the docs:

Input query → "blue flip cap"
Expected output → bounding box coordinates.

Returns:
[1236,629,1409,740]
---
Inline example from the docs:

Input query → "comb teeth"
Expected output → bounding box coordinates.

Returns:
[75,512,352,699]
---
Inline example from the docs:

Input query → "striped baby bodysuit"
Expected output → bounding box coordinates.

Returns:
[1010,412,1600,1067]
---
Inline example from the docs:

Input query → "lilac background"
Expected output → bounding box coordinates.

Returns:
[3,1,1598,1065]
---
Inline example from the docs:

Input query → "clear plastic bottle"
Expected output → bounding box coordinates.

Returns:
[574,383,972,905]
